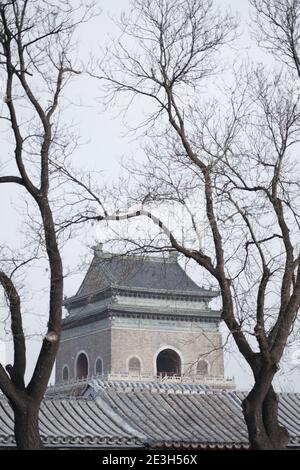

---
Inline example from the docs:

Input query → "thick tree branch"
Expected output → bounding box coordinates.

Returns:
[0,176,24,185]
[0,364,19,404]
[0,272,25,390]
[95,209,217,276]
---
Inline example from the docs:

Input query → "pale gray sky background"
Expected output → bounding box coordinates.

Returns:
[1,0,300,392]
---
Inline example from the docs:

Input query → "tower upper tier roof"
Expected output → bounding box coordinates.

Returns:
[66,247,218,305]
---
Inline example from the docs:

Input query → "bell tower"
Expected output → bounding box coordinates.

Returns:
[55,246,233,389]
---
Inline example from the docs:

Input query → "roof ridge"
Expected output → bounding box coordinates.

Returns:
[95,256,118,285]
[76,256,111,297]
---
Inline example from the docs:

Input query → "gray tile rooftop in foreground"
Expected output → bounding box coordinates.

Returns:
[1,380,300,449]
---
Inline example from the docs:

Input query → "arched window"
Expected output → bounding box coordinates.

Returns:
[95,357,103,375]
[128,356,141,375]
[196,359,208,376]
[62,365,69,382]
[76,352,88,379]
[156,349,181,377]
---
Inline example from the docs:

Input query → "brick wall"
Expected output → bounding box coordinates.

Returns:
[111,327,224,377]
[55,328,111,382]
[55,317,224,383]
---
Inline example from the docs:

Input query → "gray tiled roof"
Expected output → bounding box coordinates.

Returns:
[75,253,217,299]
[1,381,300,448]
[0,395,142,448]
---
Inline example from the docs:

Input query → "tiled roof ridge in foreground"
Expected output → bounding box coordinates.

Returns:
[1,381,300,448]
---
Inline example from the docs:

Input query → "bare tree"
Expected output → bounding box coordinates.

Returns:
[0,0,94,449]
[251,0,300,77]
[81,0,300,449]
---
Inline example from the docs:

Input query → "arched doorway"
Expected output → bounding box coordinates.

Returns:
[196,359,208,376]
[62,365,69,382]
[95,357,103,375]
[76,352,88,379]
[156,348,181,377]
[128,356,141,375]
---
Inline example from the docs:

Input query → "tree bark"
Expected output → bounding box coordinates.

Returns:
[12,399,43,450]
[243,384,289,450]
[263,386,289,449]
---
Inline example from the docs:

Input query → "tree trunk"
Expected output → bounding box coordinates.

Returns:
[13,401,43,450]
[263,386,289,449]
[242,385,289,450]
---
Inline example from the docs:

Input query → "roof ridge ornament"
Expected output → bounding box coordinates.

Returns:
[169,251,179,262]
[92,243,104,257]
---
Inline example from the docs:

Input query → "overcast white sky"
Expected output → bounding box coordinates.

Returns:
[1,0,300,392]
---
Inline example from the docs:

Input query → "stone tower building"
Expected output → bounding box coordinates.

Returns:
[55,245,232,389]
